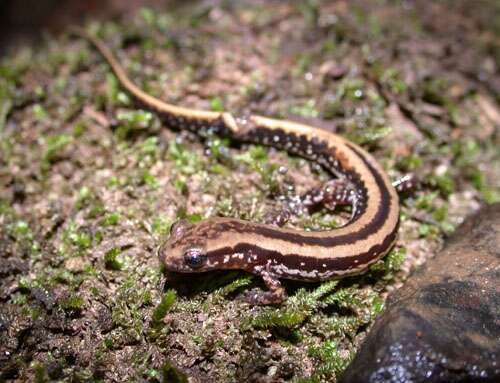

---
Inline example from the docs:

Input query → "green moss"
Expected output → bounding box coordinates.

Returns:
[339,78,366,101]
[87,204,106,219]
[11,220,30,238]
[307,340,351,380]
[42,133,73,167]
[17,276,39,292]
[235,145,268,165]
[72,121,87,137]
[427,173,455,196]
[140,7,156,26]
[11,292,28,306]
[482,187,500,204]
[415,191,438,212]
[115,110,153,139]
[235,145,283,195]
[104,248,124,270]
[63,223,92,252]
[142,170,160,188]
[109,278,150,343]
[32,362,47,383]
[214,276,254,299]
[76,186,92,209]
[32,103,48,120]
[303,212,340,231]
[173,178,187,194]
[206,135,232,162]
[106,73,130,107]
[369,63,407,95]
[383,248,406,273]
[248,307,308,330]
[245,281,339,330]
[7,218,40,255]
[53,268,84,287]
[100,212,121,226]
[210,96,225,112]
[421,78,449,106]
[292,53,312,77]
[346,126,392,146]
[398,153,423,171]
[176,207,202,223]
[160,360,188,383]
[418,223,440,239]
[369,247,406,278]
[108,175,130,189]
[151,289,176,328]
[136,136,160,163]
[151,216,172,238]
[104,337,115,349]
[59,293,85,313]
[290,99,319,118]
[167,141,203,175]
[297,0,320,28]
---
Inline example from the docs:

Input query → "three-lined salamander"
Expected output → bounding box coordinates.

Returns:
[74,28,400,304]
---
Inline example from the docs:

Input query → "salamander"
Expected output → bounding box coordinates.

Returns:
[74,27,400,304]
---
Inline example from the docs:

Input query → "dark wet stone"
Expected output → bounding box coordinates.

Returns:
[340,204,500,383]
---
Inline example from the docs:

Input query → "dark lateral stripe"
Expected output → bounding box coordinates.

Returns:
[207,224,398,276]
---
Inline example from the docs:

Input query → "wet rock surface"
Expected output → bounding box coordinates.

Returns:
[340,204,500,383]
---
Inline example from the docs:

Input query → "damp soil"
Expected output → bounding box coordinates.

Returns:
[0,1,499,382]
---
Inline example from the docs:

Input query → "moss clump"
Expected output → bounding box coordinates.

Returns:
[306,340,351,381]
[214,276,254,300]
[104,247,124,270]
[235,145,283,195]
[369,247,406,278]
[159,360,188,383]
[210,96,224,112]
[150,216,173,239]
[59,294,85,313]
[290,99,319,118]
[115,109,153,138]
[167,141,203,175]
[42,133,73,167]
[61,223,92,255]
[244,280,339,330]
[99,212,121,226]
[151,289,176,328]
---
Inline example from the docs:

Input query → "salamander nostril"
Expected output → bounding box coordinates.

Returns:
[170,219,191,239]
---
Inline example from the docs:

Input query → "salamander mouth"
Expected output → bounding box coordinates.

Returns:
[163,260,189,273]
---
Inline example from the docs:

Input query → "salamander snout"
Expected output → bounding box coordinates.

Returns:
[159,219,210,273]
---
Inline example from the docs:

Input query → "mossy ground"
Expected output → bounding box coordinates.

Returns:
[1,1,499,382]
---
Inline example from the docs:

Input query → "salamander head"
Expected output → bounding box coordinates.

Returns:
[159,219,223,273]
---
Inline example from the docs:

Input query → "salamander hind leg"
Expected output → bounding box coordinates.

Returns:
[392,173,419,194]
[244,270,287,305]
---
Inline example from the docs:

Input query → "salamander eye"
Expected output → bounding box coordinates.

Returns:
[183,248,206,269]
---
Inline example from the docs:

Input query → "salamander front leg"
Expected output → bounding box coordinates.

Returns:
[245,270,287,305]
[301,179,355,212]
